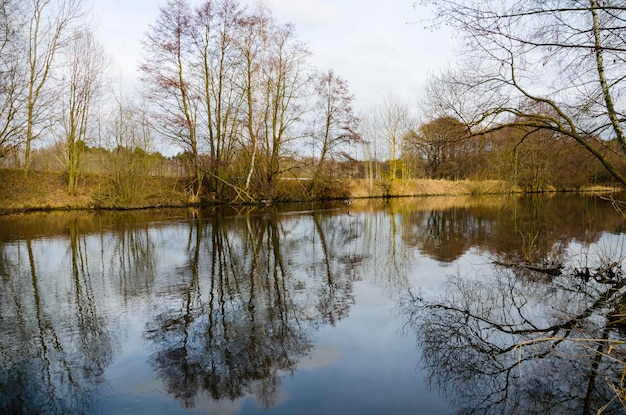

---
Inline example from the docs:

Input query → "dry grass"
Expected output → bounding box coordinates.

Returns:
[345,178,514,198]
[0,169,618,214]
[0,169,190,214]
[271,178,514,201]
[0,170,89,213]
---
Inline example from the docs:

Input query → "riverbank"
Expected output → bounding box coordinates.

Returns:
[0,169,619,215]
[0,170,192,214]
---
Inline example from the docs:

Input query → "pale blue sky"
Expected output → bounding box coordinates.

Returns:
[92,0,455,112]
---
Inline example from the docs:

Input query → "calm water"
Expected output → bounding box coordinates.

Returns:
[1,194,626,415]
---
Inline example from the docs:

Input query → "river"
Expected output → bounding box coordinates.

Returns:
[1,194,625,414]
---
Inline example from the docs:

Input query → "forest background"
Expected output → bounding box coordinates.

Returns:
[1,0,625,213]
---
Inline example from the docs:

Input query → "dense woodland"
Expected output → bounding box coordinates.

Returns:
[0,0,625,204]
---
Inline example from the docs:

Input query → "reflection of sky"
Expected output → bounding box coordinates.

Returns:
[95,282,252,415]
[270,282,450,415]
[566,232,626,269]
[11,200,625,414]
[0,208,458,414]
[90,237,451,415]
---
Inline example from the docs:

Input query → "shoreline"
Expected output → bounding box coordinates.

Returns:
[0,169,620,216]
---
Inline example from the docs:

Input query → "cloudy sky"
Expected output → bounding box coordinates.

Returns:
[91,0,456,113]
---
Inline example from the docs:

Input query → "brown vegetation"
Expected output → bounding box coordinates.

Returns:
[0,168,619,215]
[1,1,623,213]
[0,169,190,214]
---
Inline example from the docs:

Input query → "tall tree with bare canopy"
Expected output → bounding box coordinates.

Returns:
[310,69,360,195]
[60,30,105,195]
[419,0,626,186]
[23,0,85,176]
[140,0,202,203]
[0,0,24,160]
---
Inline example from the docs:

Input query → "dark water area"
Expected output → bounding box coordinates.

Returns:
[1,194,626,414]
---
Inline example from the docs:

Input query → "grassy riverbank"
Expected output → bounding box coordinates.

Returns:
[0,169,618,215]
[0,170,191,214]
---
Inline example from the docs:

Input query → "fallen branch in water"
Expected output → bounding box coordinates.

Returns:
[493,260,563,276]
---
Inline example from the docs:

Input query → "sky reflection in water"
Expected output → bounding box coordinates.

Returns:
[0,195,625,415]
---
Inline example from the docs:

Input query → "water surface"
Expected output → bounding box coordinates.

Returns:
[1,195,625,414]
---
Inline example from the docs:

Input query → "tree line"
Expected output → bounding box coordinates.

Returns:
[417,0,626,190]
[0,0,623,204]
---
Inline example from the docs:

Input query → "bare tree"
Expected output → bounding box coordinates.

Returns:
[140,0,202,202]
[406,116,469,179]
[310,69,360,194]
[257,21,311,200]
[107,91,154,203]
[190,0,244,197]
[235,4,271,200]
[359,109,382,187]
[233,8,312,201]
[379,94,413,181]
[419,0,626,186]
[59,30,105,195]
[0,0,25,161]
[23,0,85,176]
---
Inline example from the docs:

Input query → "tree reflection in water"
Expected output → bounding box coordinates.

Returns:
[1,195,624,414]
[144,209,363,409]
[0,221,113,415]
[403,245,626,415]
